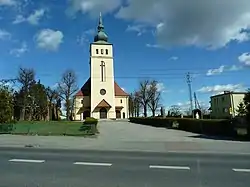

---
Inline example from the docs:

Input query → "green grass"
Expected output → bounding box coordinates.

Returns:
[8,121,96,136]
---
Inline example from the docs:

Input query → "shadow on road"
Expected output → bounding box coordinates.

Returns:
[189,134,250,142]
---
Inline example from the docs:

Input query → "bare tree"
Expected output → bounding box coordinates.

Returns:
[148,80,161,117]
[169,105,181,117]
[46,86,58,120]
[129,91,141,117]
[17,68,36,120]
[136,80,153,117]
[58,70,78,120]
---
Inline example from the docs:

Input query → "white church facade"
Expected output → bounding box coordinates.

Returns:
[73,14,129,120]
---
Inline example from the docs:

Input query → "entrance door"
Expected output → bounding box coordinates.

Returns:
[100,108,107,119]
[83,111,90,119]
[123,112,126,119]
[116,110,121,119]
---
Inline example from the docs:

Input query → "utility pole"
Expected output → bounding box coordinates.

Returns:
[186,72,194,118]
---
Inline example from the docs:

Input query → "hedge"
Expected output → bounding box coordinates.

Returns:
[129,117,235,136]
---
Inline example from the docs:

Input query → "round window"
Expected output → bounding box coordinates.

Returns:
[100,89,106,95]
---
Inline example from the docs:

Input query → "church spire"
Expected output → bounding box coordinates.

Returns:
[94,12,108,43]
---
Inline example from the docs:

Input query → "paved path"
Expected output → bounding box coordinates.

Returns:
[0,120,250,154]
[1,147,250,187]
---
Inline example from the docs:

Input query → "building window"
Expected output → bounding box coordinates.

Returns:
[81,99,84,104]
[101,49,104,54]
[106,49,108,55]
[100,61,106,82]
[222,97,225,102]
[96,49,99,54]
[120,99,122,103]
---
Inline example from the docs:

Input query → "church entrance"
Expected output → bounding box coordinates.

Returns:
[116,110,121,119]
[83,110,90,119]
[100,108,107,119]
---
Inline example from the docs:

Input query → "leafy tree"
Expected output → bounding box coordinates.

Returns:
[236,102,246,117]
[29,80,48,120]
[169,105,181,117]
[148,80,161,117]
[243,89,250,137]
[58,69,78,120]
[0,85,14,124]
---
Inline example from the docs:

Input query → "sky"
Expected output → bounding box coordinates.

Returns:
[0,0,250,111]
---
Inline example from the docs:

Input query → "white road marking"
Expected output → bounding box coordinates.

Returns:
[73,162,112,166]
[232,168,250,172]
[149,165,190,170]
[9,159,45,163]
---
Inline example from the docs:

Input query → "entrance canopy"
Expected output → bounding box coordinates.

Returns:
[94,99,111,110]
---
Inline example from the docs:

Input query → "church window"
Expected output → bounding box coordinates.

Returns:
[106,49,108,55]
[120,99,122,103]
[96,49,99,54]
[101,49,104,54]
[100,89,106,95]
[81,99,84,104]
[100,61,106,82]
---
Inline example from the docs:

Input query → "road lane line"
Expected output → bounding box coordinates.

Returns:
[233,168,250,172]
[149,165,190,170]
[9,159,45,163]
[73,162,112,166]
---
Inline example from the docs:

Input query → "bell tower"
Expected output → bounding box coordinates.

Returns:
[89,13,116,119]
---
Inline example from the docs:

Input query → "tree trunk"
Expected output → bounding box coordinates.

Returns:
[20,108,25,121]
[143,105,147,117]
[152,110,155,117]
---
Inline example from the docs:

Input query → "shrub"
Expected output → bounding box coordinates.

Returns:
[0,120,16,133]
[129,117,234,136]
[81,117,98,135]
[84,117,98,125]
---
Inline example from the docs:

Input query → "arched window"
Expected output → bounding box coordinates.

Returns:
[96,49,99,54]
[100,61,106,82]
[106,49,108,55]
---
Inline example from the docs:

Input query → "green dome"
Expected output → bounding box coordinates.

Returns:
[93,13,109,43]
[94,31,108,42]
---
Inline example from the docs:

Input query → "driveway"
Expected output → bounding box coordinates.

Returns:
[98,120,208,142]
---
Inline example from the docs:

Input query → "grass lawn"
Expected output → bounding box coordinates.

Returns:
[7,121,96,136]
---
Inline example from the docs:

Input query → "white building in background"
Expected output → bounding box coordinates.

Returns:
[210,91,246,119]
[73,14,129,120]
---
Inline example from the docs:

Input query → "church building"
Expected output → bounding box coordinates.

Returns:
[73,14,129,120]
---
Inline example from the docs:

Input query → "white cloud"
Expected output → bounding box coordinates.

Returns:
[12,15,25,24]
[238,52,250,66]
[13,9,46,25]
[0,29,11,40]
[27,9,46,25]
[116,0,250,49]
[169,56,178,61]
[197,84,245,94]
[66,0,122,17]
[35,29,64,51]
[0,0,16,6]
[10,42,28,57]
[146,43,162,48]
[77,28,95,45]
[126,25,147,36]
[206,65,243,76]
[206,65,225,76]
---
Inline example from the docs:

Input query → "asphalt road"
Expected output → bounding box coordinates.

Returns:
[0,147,250,187]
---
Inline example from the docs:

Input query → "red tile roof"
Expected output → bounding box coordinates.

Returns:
[75,78,129,97]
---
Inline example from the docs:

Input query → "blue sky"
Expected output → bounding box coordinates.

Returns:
[0,0,250,111]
